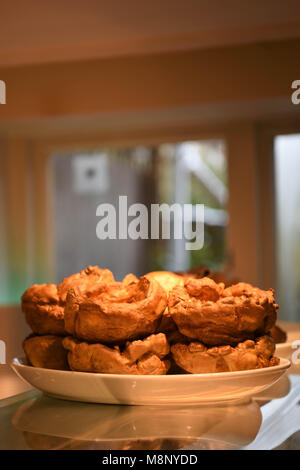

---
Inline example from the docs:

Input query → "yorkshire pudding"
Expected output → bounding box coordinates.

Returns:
[21,283,65,336]
[21,266,114,336]
[57,265,114,303]
[63,333,170,375]
[145,271,184,333]
[64,275,167,344]
[270,324,287,344]
[145,271,184,294]
[171,335,279,374]
[23,335,68,370]
[168,278,277,346]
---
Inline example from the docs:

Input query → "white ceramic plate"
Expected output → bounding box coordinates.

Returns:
[276,342,296,361]
[275,322,300,362]
[11,357,290,405]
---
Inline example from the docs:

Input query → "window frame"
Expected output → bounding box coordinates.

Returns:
[257,120,300,293]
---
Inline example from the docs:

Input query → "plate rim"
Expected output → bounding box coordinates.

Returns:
[276,341,297,349]
[11,356,291,380]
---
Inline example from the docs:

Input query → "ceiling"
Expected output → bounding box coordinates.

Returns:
[2,0,300,67]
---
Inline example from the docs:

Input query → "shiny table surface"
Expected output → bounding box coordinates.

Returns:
[1,371,300,450]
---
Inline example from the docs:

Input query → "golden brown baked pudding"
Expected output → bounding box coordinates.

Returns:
[23,335,69,370]
[145,271,185,294]
[20,266,280,375]
[63,333,170,375]
[21,283,65,336]
[145,271,185,334]
[57,266,114,303]
[21,266,113,336]
[64,275,167,344]
[168,277,277,346]
[171,335,279,374]
[270,324,287,344]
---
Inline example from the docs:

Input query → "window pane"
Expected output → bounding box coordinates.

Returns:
[274,135,300,321]
[52,149,154,282]
[51,140,227,283]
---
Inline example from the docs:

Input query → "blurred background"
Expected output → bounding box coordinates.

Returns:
[1,0,300,395]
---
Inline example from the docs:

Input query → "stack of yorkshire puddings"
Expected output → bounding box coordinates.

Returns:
[21,266,280,374]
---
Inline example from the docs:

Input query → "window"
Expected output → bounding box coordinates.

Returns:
[51,139,228,283]
[274,134,300,321]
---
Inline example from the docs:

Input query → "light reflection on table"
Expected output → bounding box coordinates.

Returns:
[11,393,262,450]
